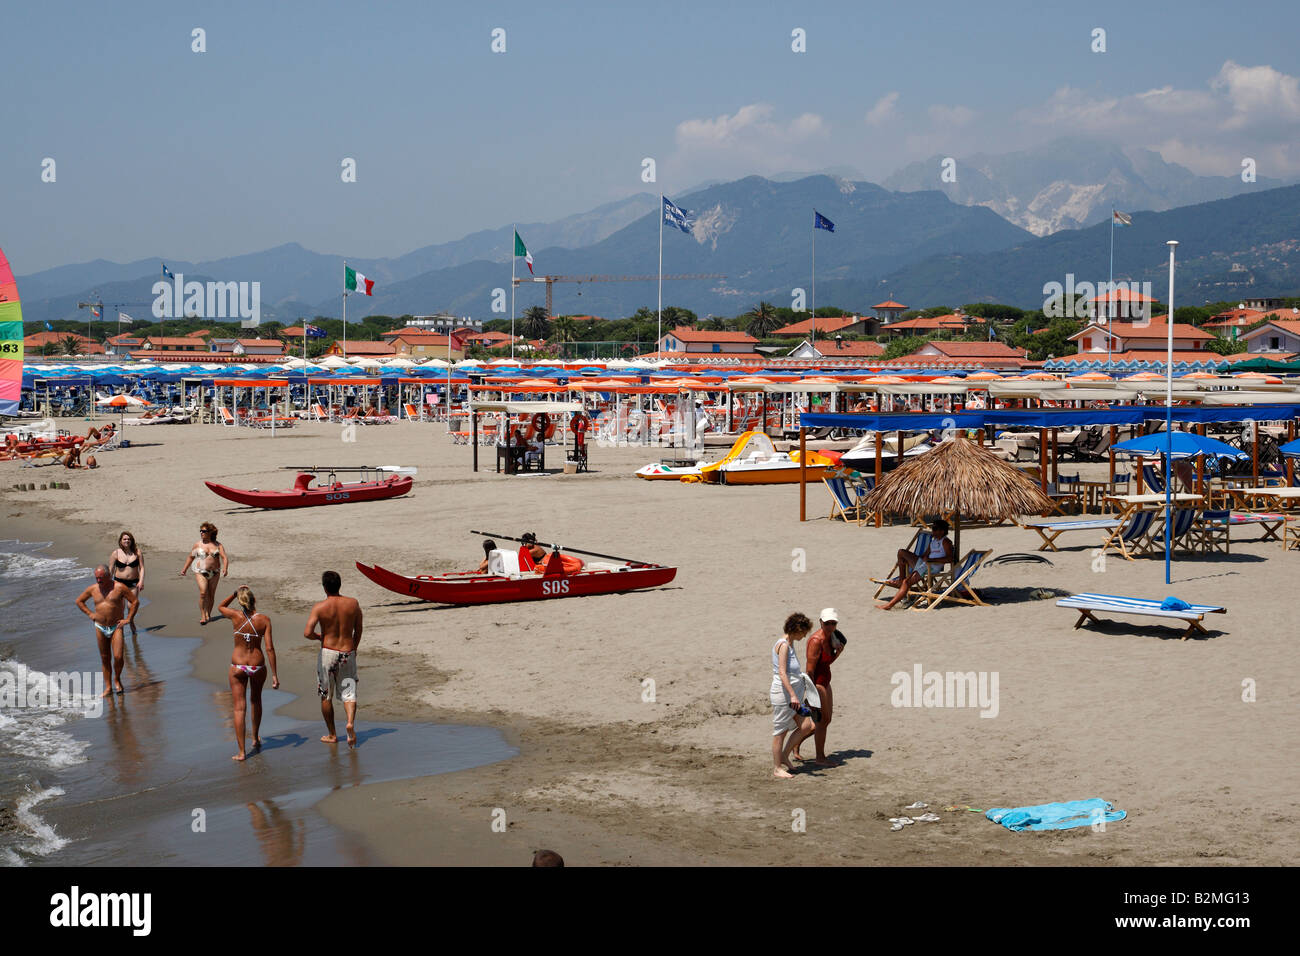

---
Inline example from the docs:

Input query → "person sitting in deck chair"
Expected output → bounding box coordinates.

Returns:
[877,518,954,611]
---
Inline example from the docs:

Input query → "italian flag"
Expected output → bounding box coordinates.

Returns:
[345,266,374,296]
[514,231,534,275]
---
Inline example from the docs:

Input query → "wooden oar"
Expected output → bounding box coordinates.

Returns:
[468,530,651,566]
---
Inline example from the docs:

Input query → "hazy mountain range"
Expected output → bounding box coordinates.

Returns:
[15,157,1300,325]
[883,138,1292,236]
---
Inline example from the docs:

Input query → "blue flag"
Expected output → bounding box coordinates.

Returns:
[988,323,996,341]
[162,263,175,280]
[45,321,54,331]
[814,211,835,232]
[662,196,694,234]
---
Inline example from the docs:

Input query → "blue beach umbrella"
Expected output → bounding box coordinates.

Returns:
[1112,431,1249,461]
[1279,438,1300,458]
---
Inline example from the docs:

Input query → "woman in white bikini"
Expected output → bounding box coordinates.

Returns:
[217,586,278,762]
[179,522,228,624]
[108,530,145,636]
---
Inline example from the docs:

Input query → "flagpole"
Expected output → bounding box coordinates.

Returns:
[1108,210,1115,369]
[811,210,816,348]
[657,196,664,354]
[511,225,517,360]
[1164,239,1177,585]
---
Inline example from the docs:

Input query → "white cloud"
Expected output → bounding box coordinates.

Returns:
[1020,61,1300,175]
[865,92,899,126]
[671,103,829,182]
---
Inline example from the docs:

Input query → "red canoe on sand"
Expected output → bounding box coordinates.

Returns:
[355,554,676,605]
[205,472,413,509]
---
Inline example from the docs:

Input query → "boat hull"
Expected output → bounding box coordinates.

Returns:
[205,475,413,509]
[355,561,677,605]
[715,464,835,485]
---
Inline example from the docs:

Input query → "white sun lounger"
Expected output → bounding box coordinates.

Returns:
[1057,592,1226,641]
[1020,518,1121,551]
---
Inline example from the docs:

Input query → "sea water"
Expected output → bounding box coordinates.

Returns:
[0,539,518,866]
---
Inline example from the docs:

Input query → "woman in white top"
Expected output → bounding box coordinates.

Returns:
[878,518,955,611]
[770,612,816,779]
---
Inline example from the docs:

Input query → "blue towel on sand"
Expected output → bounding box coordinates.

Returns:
[986,798,1126,832]
[1160,596,1191,611]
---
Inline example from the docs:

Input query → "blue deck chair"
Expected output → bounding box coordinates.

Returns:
[1193,509,1230,554]
[823,476,864,525]
[870,530,933,599]
[1099,509,1157,560]
[911,549,994,611]
[1141,463,1166,493]
[1137,508,1199,556]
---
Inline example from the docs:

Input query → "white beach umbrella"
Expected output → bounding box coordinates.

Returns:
[384,357,417,368]
[420,358,451,368]
[317,355,351,369]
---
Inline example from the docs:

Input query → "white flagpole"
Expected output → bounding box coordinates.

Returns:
[811,211,816,348]
[1108,211,1115,369]
[511,225,517,360]
[1164,240,1177,585]
[342,259,349,360]
[657,196,664,356]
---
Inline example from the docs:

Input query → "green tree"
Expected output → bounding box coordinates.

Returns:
[40,341,61,356]
[59,334,81,355]
[522,306,550,341]
[550,317,578,357]
[1204,336,1248,356]
[661,306,697,326]
[744,301,779,338]
[882,335,928,360]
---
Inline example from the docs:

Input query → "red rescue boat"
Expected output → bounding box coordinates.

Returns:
[205,471,413,509]
[356,548,676,606]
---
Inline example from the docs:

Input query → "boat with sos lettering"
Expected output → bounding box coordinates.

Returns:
[356,531,676,605]
[205,466,414,509]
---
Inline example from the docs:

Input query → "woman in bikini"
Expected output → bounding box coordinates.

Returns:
[108,531,145,636]
[217,586,278,762]
[179,522,228,624]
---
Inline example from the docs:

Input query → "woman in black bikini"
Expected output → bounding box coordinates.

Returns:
[217,586,278,762]
[179,522,228,624]
[108,531,145,636]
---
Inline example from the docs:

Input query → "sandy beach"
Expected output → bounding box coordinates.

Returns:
[4,419,1297,866]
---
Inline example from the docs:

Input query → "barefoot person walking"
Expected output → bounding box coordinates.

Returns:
[304,571,363,748]
[793,609,846,767]
[770,612,816,779]
[74,566,138,697]
[179,522,227,624]
[217,586,279,762]
[108,531,145,637]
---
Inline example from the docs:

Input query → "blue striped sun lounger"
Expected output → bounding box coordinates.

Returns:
[1057,592,1227,641]
[1021,518,1121,552]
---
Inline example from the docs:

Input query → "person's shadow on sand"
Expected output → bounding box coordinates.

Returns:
[259,732,312,752]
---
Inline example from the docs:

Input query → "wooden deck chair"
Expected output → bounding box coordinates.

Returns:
[870,530,933,599]
[1141,464,1165,493]
[823,476,864,525]
[1135,508,1199,557]
[309,403,329,421]
[910,549,994,611]
[1098,509,1157,561]
[1191,509,1230,555]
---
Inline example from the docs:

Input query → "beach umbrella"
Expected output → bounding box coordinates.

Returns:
[1278,438,1300,457]
[1112,432,1248,461]
[858,434,1055,555]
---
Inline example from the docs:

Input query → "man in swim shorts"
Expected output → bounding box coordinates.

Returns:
[74,565,138,696]
[304,570,363,748]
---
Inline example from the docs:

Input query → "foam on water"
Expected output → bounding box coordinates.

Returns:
[0,541,87,583]
[5,786,70,863]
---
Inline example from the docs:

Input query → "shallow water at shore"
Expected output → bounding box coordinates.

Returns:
[0,539,517,867]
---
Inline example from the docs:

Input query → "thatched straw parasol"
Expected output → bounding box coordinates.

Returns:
[858,433,1055,554]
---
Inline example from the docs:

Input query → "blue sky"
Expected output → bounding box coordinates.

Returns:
[3,0,1298,272]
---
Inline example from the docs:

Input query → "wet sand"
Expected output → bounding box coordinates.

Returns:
[3,419,1297,865]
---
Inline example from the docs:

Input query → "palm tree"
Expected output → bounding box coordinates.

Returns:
[550,317,578,358]
[522,306,550,342]
[40,341,61,357]
[59,334,81,355]
[745,302,778,339]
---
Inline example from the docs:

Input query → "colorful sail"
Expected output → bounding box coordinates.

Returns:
[0,246,22,417]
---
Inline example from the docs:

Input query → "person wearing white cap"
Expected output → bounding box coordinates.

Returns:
[794,608,847,767]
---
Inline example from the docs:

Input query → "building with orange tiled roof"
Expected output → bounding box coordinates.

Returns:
[903,341,1030,369]
[325,340,395,357]
[657,327,759,356]
[879,312,976,337]
[786,338,885,360]
[1068,321,1212,356]
[23,331,106,354]
[141,336,207,351]
[772,315,876,337]
[873,300,908,325]
[1242,316,1300,355]
[1202,306,1267,331]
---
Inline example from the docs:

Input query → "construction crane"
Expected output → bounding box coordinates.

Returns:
[511,273,725,318]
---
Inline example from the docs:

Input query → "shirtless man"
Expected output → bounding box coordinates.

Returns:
[304,570,363,748]
[74,566,138,696]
